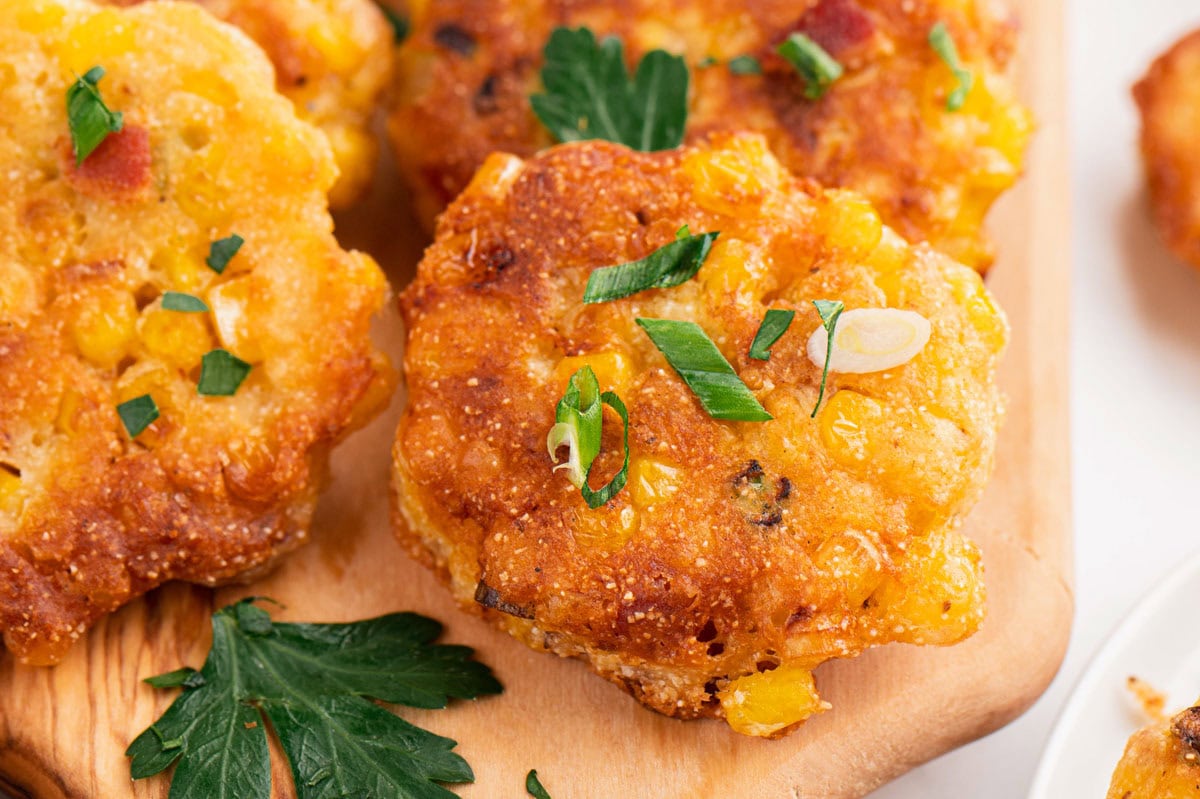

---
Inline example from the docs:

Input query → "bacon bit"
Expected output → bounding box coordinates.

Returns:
[67,125,151,200]
[798,0,875,56]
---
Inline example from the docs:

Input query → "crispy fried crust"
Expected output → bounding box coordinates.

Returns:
[387,0,1031,269]
[1108,701,1200,798]
[1135,30,1200,271]
[0,0,391,664]
[392,135,1007,735]
[106,0,394,207]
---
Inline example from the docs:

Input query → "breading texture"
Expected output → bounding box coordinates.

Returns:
[106,0,395,207]
[1108,700,1200,798]
[0,0,391,664]
[392,134,1007,736]
[1135,30,1200,271]
[388,0,1031,270]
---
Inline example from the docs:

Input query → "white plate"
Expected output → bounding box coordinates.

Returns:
[1029,550,1200,798]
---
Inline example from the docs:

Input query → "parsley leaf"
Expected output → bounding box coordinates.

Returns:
[197,349,252,396]
[810,299,845,417]
[206,234,244,274]
[67,66,124,165]
[777,33,843,100]
[161,291,209,313]
[128,599,502,799]
[117,394,159,438]
[728,55,763,75]
[928,22,974,111]
[531,27,688,152]
[526,769,553,799]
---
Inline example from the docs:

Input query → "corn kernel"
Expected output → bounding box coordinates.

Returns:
[71,289,137,369]
[464,153,524,202]
[814,531,886,606]
[152,244,211,292]
[819,390,884,466]
[139,305,213,370]
[180,69,239,108]
[207,277,265,362]
[56,388,83,434]
[16,3,65,35]
[871,529,984,645]
[700,239,763,298]
[949,269,1006,351]
[61,10,136,73]
[261,128,330,189]
[554,351,633,396]
[305,20,364,73]
[325,125,375,209]
[0,467,23,516]
[819,192,883,261]
[573,504,638,549]
[719,664,826,737]
[628,458,681,508]
[682,135,782,215]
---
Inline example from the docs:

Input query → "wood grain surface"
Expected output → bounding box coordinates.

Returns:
[0,0,1072,795]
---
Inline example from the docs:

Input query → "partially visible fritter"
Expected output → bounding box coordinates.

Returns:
[1108,700,1200,798]
[0,0,391,664]
[392,134,1007,736]
[108,0,395,207]
[388,0,1031,270]
[1135,30,1200,271]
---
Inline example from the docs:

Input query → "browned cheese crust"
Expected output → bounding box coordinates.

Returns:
[105,0,395,208]
[1135,30,1200,272]
[392,134,1007,736]
[1108,702,1200,798]
[388,0,1032,270]
[0,0,392,664]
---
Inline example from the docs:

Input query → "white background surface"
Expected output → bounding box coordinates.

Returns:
[874,1,1200,797]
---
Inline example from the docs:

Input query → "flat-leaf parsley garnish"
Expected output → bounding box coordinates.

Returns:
[127,598,501,799]
[161,292,209,313]
[197,349,251,396]
[531,27,688,152]
[810,299,845,417]
[728,55,763,75]
[582,230,719,304]
[929,22,973,111]
[636,318,772,422]
[67,66,124,165]
[117,394,159,438]
[777,33,843,100]
[205,234,244,274]
[749,309,796,361]
[526,769,553,799]
[547,366,630,509]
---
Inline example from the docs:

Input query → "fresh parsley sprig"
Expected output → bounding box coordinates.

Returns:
[582,230,719,304]
[117,394,159,438]
[66,66,123,165]
[547,366,630,508]
[531,27,688,152]
[929,22,974,111]
[526,770,553,799]
[810,299,845,417]
[128,599,501,799]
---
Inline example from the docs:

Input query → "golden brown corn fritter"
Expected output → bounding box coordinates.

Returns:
[1135,30,1200,272]
[1108,700,1200,798]
[392,134,1007,737]
[0,0,391,664]
[106,0,395,208]
[389,0,1031,270]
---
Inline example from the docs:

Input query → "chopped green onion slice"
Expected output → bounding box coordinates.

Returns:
[749,309,796,361]
[777,33,843,100]
[696,56,719,69]
[810,299,845,417]
[379,4,409,44]
[675,224,690,239]
[526,770,553,799]
[636,318,772,422]
[929,22,974,111]
[67,66,124,165]
[198,349,252,396]
[118,394,159,438]
[728,55,763,75]
[583,231,719,304]
[206,234,244,274]
[161,291,209,313]
[546,366,630,509]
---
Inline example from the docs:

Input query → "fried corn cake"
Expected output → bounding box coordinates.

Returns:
[392,134,1007,736]
[0,0,391,664]
[1108,701,1200,798]
[1135,30,1200,272]
[388,0,1031,270]
[107,0,394,207]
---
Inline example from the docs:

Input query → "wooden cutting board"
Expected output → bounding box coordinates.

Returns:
[0,0,1071,795]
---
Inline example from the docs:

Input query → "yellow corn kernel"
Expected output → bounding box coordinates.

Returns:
[0,467,22,516]
[554,351,633,396]
[0,266,37,320]
[682,135,782,215]
[71,289,137,369]
[814,530,886,606]
[261,128,330,189]
[207,277,265,363]
[152,244,211,293]
[818,390,885,466]
[56,388,83,434]
[574,504,638,549]
[819,192,883,261]
[871,529,984,646]
[463,153,524,202]
[16,3,65,35]
[325,125,376,208]
[700,239,762,298]
[181,69,239,108]
[864,229,910,305]
[948,269,1007,352]
[61,10,137,73]
[628,458,681,508]
[305,20,364,73]
[719,664,827,738]
[139,305,213,370]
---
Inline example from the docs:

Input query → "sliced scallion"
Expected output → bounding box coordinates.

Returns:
[206,235,244,275]
[929,22,974,111]
[197,349,251,396]
[118,394,159,438]
[749,309,796,361]
[161,292,209,313]
[810,299,845,417]
[777,33,843,100]
[582,231,718,304]
[546,366,630,508]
